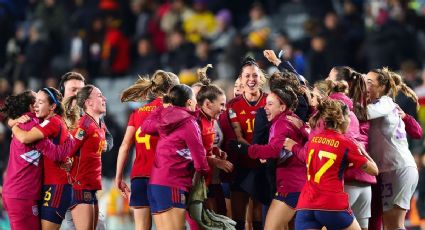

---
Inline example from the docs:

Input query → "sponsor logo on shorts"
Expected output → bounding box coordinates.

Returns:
[84,191,93,202]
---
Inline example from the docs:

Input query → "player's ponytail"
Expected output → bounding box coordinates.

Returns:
[63,95,81,130]
[196,64,225,106]
[390,71,419,111]
[332,80,349,94]
[121,70,180,102]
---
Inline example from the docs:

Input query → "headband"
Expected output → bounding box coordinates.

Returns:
[43,88,59,105]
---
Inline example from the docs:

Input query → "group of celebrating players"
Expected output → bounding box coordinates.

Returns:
[0,49,422,230]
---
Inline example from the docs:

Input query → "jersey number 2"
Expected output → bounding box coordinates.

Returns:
[307,149,337,183]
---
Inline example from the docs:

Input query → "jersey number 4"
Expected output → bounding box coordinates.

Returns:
[136,127,151,150]
[307,149,337,183]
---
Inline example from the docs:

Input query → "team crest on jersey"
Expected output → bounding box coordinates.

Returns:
[32,205,39,216]
[84,191,93,202]
[229,109,236,119]
[250,111,256,115]
[75,128,85,140]
[240,110,246,115]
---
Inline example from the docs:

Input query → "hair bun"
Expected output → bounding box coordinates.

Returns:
[197,64,213,86]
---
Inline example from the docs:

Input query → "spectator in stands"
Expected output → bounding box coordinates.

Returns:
[322,11,348,67]
[182,0,217,44]
[34,0,67,56]
[193,39,216,73]
[241,2,271,36]
[130,0,152,40]
[162,29,195,73]
[131,36,159,75]
[161,0,193,35]
[86,14,105,77]
[22,20,48,84]
[0,78,11,111]
[306,35,330,83]
[101,14,130,76]
[210,9,236,52]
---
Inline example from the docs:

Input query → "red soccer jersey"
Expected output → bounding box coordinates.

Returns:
[199,110,215,156]
[296,129,368,211]
[199,110,216,185]
[70,114,106,190]
[228,93,267,168]
[35,115,69,184]
[127,98,162,179]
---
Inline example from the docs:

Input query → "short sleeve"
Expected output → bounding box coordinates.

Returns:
[35,117,60,138]
[127,111,136,127]
[228,107,238,123]
[346,141,368,169]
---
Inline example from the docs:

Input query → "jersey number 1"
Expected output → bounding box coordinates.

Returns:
[246,119,255,133]
[307,149,337,183]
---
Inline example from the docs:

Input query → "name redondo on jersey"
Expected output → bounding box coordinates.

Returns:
[311,136,340,148]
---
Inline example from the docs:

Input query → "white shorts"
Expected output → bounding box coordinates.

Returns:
[380,167,418,212]
[345,183,371,228]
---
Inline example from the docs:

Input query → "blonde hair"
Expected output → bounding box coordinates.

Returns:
[63,96,81,130]
[314,80,333,97]
[309,99,349,130]
[121,70,179,102]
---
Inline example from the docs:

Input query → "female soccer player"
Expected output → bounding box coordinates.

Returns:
[67,85,107,230]
[194,66,233,215]
[116,70,179,230]
[11,87,72,230]
[233,78,243,97]
[227,57,267,230]
[366,68,418,230]
[292,99,378,230]
[141,84,210,230]
[230,86,307,230]
[2,91,74,230]
[327,68,376,230]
